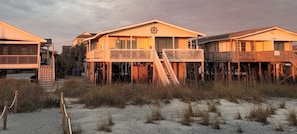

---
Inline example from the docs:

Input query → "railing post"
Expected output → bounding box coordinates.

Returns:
[67,112,71,134]
[3,101,8,130]
[60,92,63,113]
[62,104,65,127]
[14,90,18,113]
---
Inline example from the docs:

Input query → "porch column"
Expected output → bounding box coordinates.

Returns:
[196,37,199,49]
[172,36,175,49]
[130,36,133,84]
[37,42,41,79]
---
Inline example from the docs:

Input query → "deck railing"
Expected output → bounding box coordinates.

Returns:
[163,49,204,62]
[0,55,38,64]
[87,49,204,62]
[205,51,297,62]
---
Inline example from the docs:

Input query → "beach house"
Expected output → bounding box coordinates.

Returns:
[199,26,297,83]
[0,20,55,90]
[84,20,205,85]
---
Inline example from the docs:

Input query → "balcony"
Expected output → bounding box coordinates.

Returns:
[205,51,296,62]
[86,49,204,63]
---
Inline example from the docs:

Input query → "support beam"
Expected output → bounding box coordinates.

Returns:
[228,62,231,83]
[276,63,280,84]
[258,62,262,82]
[201,61,204,82]
[237,62,241,81]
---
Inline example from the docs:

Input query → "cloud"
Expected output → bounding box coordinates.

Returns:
[1,0,297,52]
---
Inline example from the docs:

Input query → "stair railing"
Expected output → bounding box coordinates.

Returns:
[152,50,170,86]
[162,50,179,85]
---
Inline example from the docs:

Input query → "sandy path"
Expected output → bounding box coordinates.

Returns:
[0,108,62,134]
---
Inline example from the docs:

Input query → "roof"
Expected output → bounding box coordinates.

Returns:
[0,20,47,43]
[85,19,206,40]
[199,26,297,44]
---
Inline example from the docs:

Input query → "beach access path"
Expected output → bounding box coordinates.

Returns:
[0,108,62,134]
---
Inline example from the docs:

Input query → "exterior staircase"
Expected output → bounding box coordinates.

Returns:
[152,50,179,86]
[39,58,55,92]
[161,61,174,84]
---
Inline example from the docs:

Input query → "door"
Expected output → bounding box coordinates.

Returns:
[155,37,173,58]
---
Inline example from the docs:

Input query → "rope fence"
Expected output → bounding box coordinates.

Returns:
[0,90,18,130]
[60,92,72,134]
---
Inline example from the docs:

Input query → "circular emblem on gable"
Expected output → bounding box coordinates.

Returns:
[150,26,158,34]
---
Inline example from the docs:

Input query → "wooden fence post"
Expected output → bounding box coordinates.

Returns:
[14,90,18,113]
[67,112,71,134]
[62,104,65,127]
[60,92,63,113]
[3,101,8,130]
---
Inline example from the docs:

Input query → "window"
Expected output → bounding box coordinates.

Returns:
[274,41,284,51]
[251,41,256,51]
[241,42,246,51]
[214,42,218,52]
[116,39,137,49]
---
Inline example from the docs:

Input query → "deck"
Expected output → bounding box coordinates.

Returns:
[86,49,204,63]
[205,51,297,63]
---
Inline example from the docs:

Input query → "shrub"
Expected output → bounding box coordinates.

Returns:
[82,86,126,108]
[247,105,275,125]
[287,109,297,126]
[211,118,220,129]
[0,79,44,112]
[180,106,192,126]
[56,78,89,97]
[234,110,242,120]
[279,101,286,109]
[98,113,114,132]
[200,110,209,126]
[273,122,284,132]
[236,124,243,133]
[146,107,164,124]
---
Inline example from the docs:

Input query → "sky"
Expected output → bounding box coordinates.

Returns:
[1,0,297,53]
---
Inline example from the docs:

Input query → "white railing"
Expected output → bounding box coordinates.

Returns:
[153,51,170,85]
[163,49,204,62]
[162,52,179,85]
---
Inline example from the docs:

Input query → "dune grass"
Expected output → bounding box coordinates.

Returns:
[56,79,297,108]
[0,79,44,112]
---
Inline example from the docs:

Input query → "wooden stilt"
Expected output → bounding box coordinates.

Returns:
[276,63,280,84]
[108,62,112,85]
[237,62,241,81]
[228,62,231,84]
[268,63,272,83]
[131,62,133,84]
[258,62,262,82]
[292,63,296,82]
[201,62,205,82]
[214,62,217,81]
[194,63,198,82]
